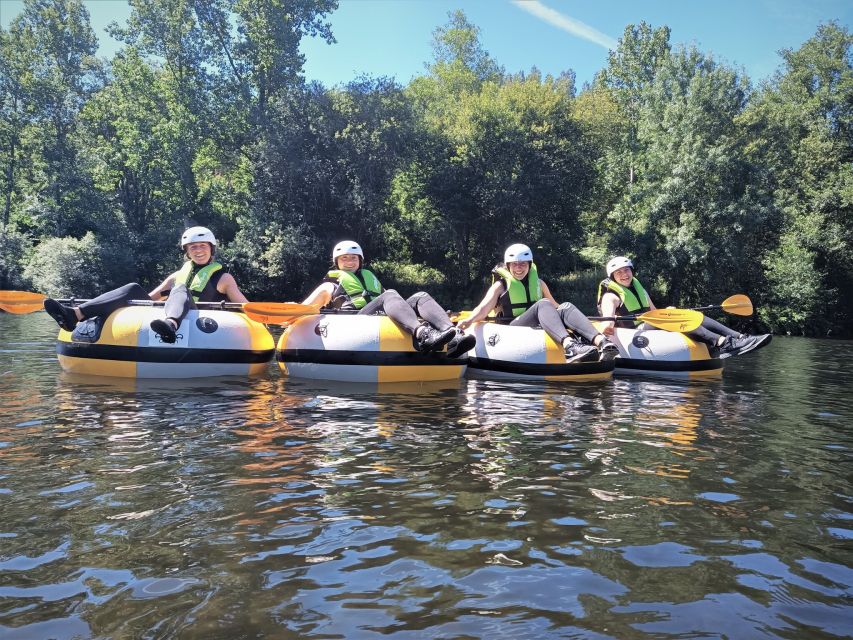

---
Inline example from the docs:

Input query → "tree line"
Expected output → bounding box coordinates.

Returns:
[1,1,850,336]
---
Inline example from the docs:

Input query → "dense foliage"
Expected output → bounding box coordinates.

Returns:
[1,2,851,336]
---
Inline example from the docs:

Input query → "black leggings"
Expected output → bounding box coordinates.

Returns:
[638,316,741,345]
[687,317,742,345]
[79,282,148,320]
[79,282,195,328]
[510,299,600,345]
[358,290,450,335]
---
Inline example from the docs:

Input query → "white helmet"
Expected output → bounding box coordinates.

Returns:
[606,256,634,277]
[181,226,217,249]
[504,243,533,264]
[332,240,364,261]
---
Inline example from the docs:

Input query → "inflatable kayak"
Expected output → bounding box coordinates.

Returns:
[56,307,274,378]
[592,323,723,379]
[277,314,466,383]
[461,321,614,382]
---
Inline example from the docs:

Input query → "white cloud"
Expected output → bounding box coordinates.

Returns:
[511,1,618,51]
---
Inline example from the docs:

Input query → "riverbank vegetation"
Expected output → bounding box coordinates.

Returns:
[1,1,850,336]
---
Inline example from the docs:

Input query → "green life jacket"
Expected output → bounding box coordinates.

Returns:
[597,276,651,326]
[493,263,542,317]
[174,260,223,302]
[326,268,383,310]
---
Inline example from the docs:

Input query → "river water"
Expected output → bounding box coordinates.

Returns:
[0,313,851,639]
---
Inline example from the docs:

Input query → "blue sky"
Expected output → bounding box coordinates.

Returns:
[2,0,851,88]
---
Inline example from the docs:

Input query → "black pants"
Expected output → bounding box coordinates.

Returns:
[79,282,194,328]
[638,316,741,345]
[358,290,450,335]
[79,282,148,320]
[510,299,600,345]
[687,317,742,345]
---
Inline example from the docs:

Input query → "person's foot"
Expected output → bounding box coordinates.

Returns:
[712,335,761,359]
[43,298,78,331]
[150,318,178,344]
[744,333,772,354]
[414,324,456,353]
[597,337,620,361]
[563,339,598,364]
[445,329,476,358]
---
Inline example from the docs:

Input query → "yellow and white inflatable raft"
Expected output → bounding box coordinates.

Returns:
[595,324,723,379]
[461,322,614,382]
[277,314,466,383]
[56,307,274,378]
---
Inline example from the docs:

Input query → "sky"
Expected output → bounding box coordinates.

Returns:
[1,0,851,89]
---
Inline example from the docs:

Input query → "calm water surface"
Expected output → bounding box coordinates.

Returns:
[0,313,851,639]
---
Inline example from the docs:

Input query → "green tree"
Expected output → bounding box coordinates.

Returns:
[3,0,102,237]
[744,22,853,335]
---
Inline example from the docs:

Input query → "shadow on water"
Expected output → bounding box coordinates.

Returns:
[1,313,851,639]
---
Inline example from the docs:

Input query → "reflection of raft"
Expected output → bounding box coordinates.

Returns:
[276,314,466,383]
[594,324,723,379]
[56,307,274,378]
[462,322,614,382]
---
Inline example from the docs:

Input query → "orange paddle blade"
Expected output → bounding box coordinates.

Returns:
[0,302,46,314]
[0,291,47,305]
[720,294,753,316]
[242,302,321,324]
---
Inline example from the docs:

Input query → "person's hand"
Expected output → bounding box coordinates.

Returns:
[603,325,615,336]
[457,318,471,330]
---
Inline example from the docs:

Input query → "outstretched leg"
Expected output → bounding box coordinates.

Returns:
[44,282,149,331]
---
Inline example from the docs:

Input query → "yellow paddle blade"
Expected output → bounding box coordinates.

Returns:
[0,302,46,314]
[451,310,473,323]
[242,302,321,325]
[637,309,704,332]
[0,290,46,304]
[720,294,753,316]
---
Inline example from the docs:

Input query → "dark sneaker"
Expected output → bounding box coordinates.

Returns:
[598,337,620,361]
[44,298,78,331]
[414,324,456,353]
[445,329,476,358]
[150,318,178,344]
[713,335,758,359]
[741,333,772,355]
[564,339,598,364]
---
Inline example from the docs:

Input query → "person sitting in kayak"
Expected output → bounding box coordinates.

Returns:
[42,226,248,344]
[457,243,618,363]
[302,240,476,358]
[598,256,771,359]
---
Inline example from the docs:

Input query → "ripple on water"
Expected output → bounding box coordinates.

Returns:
[0,316,850,638]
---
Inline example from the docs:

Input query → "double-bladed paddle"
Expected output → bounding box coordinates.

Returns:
[452,307,704,332]
[0,290,321,324]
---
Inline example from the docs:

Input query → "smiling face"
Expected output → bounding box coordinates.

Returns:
[185,241,213,265]
[507,261,530,279]
[612,266,634,286]
[336,253,361,272]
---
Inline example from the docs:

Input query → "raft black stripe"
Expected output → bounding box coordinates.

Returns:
[467,357,613,376]
[57,342,274,364]
[614,357,722,372]
[277,349,465,366]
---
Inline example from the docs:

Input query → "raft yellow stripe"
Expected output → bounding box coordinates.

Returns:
[58,355,136,377]
[378,317,413,352]
[377,364,463,383]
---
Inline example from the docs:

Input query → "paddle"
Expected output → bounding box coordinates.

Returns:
[589,308,704,332]
[241,302,321,324]
[0,290,321,324]
[452,307,704,332]
[690,294,753,317]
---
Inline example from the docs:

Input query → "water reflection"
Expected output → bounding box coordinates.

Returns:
[1,314,852,638]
